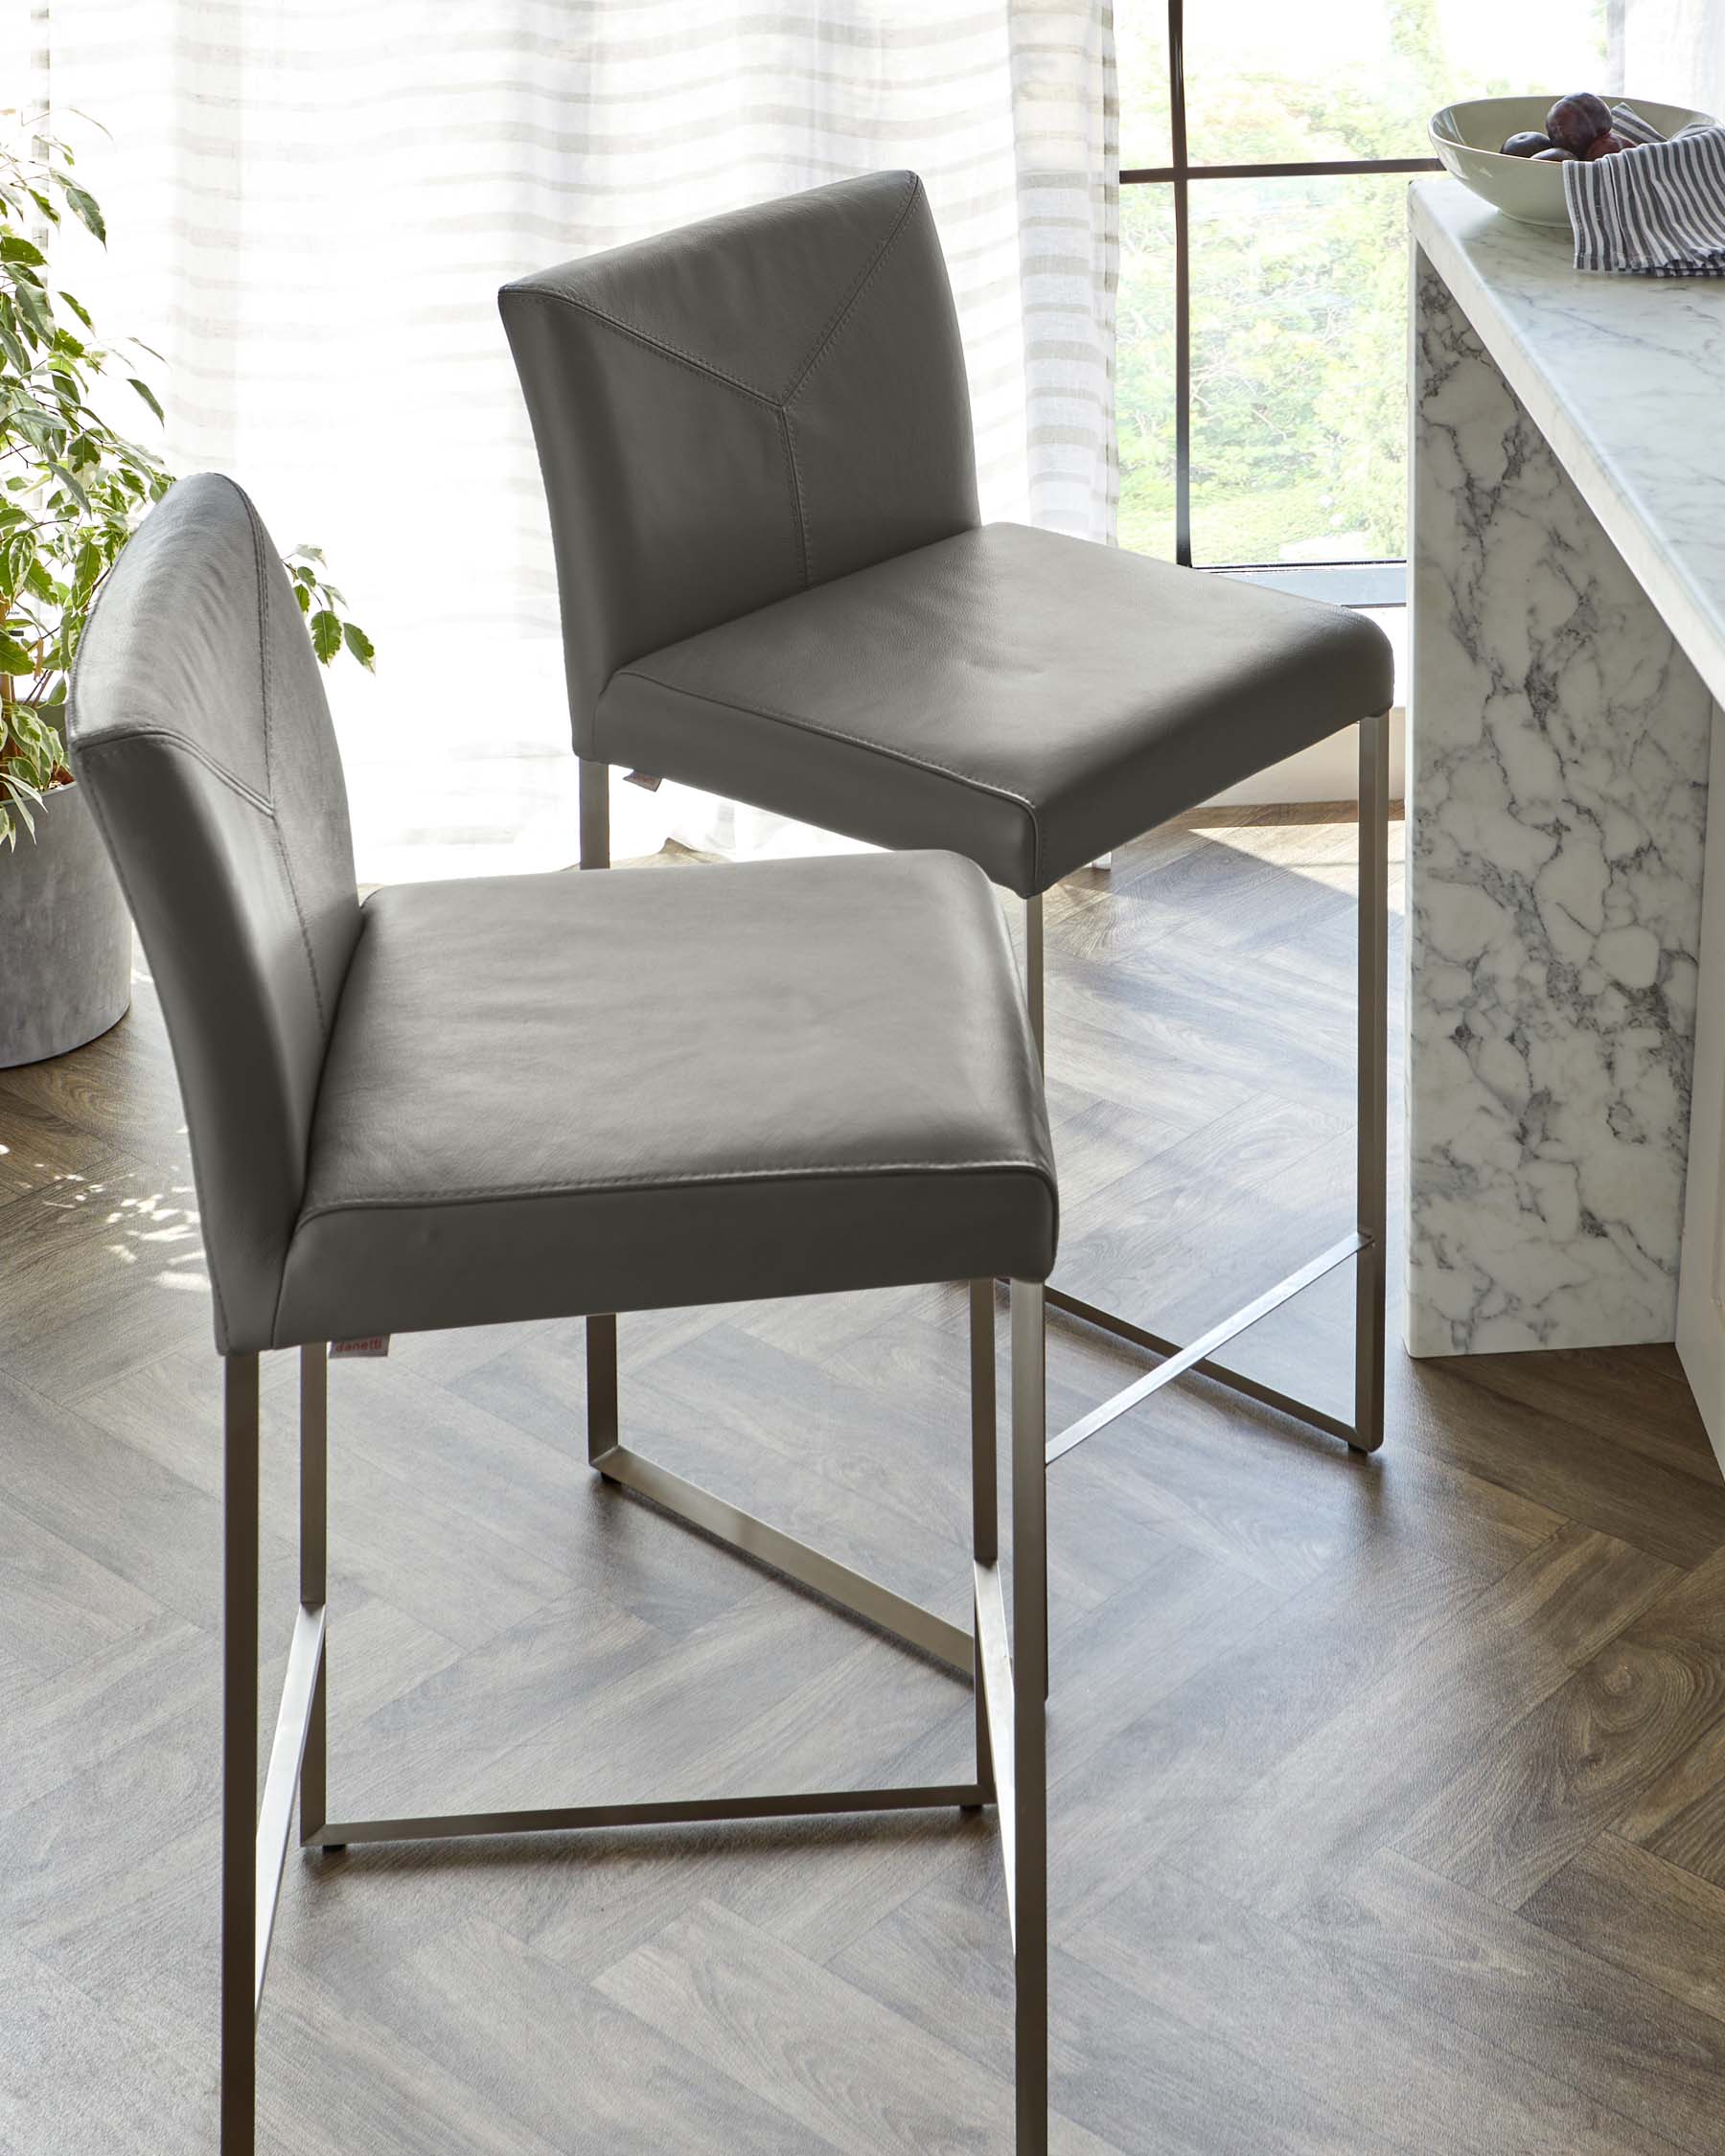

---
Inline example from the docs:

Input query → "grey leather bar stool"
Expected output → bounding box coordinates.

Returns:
[502,168,1396,1480]
[69,474,1059,2155]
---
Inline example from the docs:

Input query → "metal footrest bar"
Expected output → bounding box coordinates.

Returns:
[1042,1282,1359,1444]
[305,1782,985,1848]
[590,1438,974,1677]
[1045,1232,1366,1466]
[974,1557,1017,1944]
[255,1601,326,2010]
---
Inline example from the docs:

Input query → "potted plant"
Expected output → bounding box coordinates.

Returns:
[0,114,371,1067]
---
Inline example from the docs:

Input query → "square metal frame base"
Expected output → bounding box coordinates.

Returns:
[221,1282,1049,2154]
[1028,711,1392,1465]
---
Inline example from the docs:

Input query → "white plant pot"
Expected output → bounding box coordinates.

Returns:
[0,778,132,1067]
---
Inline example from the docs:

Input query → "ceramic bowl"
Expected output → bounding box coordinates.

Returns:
[1429,95,1710,227]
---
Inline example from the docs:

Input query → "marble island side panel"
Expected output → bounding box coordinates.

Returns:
[1406,249,1714,1357]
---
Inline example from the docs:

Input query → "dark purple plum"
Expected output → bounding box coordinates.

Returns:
[1583,128,1631,159]
[1532,145,1578,162]
[1546,91,1612,153]
[1500,129,1552,157]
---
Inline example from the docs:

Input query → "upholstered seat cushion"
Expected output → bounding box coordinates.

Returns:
[271,850,1055,1347]
[598,521,1395,899]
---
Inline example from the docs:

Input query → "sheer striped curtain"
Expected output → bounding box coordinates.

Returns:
[1615,2,1725,111]
[25,2,1117,879]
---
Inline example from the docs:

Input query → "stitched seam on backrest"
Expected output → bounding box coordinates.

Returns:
[777,408,812,587]
[84,724,273,815]
[776,176,926,588]
[507,284,780,405]
[239,485,329,1038]
[780,173,922,404]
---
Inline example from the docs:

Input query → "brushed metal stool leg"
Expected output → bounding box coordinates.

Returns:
[221,1354,260,2156]
[578,755,610,874]
[1012,1281,1049,2154]
[970,1280,998,1808]
[299,1345,329,1844]
[579,757,623,1470]
[1353,711,1390,1454]
[586,1314,619,1465]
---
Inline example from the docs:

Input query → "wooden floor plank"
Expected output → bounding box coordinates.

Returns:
[1396,1545,1725,1907]
[1170,1524,1680,1919]
[328,1914,838,2156]
[594,1896,1122,2156]
[1291,1850,1725,2156]
[1521,1833,1725,2028]
[1063,1862,1689,2156]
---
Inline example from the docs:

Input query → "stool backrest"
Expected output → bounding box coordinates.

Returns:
[68,473,361,1353]
[501,170,978,758]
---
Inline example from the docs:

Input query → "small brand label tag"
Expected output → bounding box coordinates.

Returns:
[624,769,663,792]
[331,1336,391,1359]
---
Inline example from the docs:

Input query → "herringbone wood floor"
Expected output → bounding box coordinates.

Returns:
[6,808,1725,2154]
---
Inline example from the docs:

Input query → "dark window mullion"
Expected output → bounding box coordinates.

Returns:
[1168,0,1192,567]
[1124,158,1441,184]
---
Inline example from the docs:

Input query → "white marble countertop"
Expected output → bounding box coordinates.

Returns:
[1411,176,1725,712]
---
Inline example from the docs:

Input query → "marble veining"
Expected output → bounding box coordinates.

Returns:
[1407,255,1714,1355]
[1410,182,1725,714]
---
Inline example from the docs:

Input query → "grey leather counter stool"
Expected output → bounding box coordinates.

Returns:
[503,168,1395,1487]
[69,474,1060,2156]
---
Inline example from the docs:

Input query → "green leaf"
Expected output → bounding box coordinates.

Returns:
[293,582,310,615]
[0,235,46,267]
[0,629,38,674]
[342,620,376,671]
[55,178,105,244]
[50,455,91,501]
[1,528,35,597]
[9,275,50,340]
[58,289,92,328]
[310,608,341,664]
[126,376,164,424]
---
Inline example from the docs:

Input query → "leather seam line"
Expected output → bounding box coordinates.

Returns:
[777,407,812,587]
[238,483,330,1040]
[295,1158,1057,1223]
[781,172,921,403]
[76,724,274,818]
[610,665,1044,874]
[507,284,779,406]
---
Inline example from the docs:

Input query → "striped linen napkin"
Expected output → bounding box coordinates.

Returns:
[1564,102,1725,275]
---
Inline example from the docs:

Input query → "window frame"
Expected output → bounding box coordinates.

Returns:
[1124,0,1441,599]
